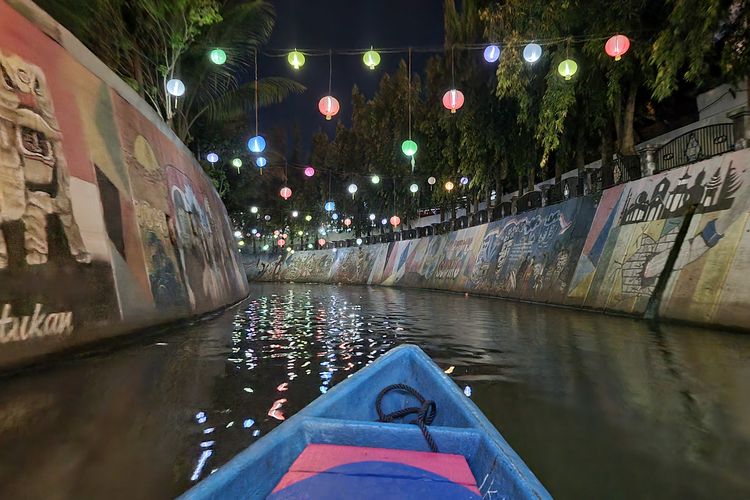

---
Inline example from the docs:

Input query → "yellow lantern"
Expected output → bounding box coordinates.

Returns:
[558,59,578,80]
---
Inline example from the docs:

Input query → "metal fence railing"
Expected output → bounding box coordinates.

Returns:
[656,123,734,172]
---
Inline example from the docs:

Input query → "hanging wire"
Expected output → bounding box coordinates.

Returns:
[254,48,259,137]
[408,47,412,141]
[328,49,333,95]
[451,46,455,88]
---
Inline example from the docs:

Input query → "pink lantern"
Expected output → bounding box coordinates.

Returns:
[605,35,630,61]
[442,89,465,113]
[390,215,401,227]
[318,238,326,247]
[279,186,292,200]
[318,96,340,120]
[277,238,285,247]
[304,166,315,177]
[344,217,352,227]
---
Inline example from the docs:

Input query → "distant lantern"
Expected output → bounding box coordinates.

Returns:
[262,244,270,251]
[247,135,266,153]
[409,183,419,194]
[389,215,401,227]
[288,50,306,70]
[251,228,258,235]
[297,230,303,236]
[264,215,271,221]
[324,200,336,212]
[209,48,227,65]
[371,174,381,184]
[347,183,358,196]
[381,218,388,225]
[428,176,436,186]
[277,238,286,247]
[460,176,469,186]
[238,240,245,247]
[280,186,292,200]
[445,181,455,191]
[401,140,418,157]
[356,238,363,245]
[304,166,315,177]
[305,214,312,221]
[250,206,259,214]
[344,217,352,227]
[369,213,376,221]
[363,49,381,70]
[318,238,326,247]
[206,152,219,164]
[307,243,313,249]
[332,213,339,220]
[255,156,267,168]
[233,230,242,238]
[166,78,185,97]
[231,158,242,168]
[484,44,501,63]
[558,59,578,80]
[523,43,542,63]
[605,35,630,61]
[291,210,299,218]
[442,89,465,113]
[319,96,340,120]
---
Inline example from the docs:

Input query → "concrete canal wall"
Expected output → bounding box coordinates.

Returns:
[247,148,750,331]
[0,0,249,369]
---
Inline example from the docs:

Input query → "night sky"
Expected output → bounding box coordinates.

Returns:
[260,0,446,158]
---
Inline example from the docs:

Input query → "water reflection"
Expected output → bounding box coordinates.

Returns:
[0,283,748,499]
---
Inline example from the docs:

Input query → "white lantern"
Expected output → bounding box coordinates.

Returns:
[166,78,186,96]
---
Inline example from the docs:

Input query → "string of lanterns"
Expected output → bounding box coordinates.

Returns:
[194,34,632,210]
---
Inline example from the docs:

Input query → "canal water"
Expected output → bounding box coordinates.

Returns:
[0,283,749,499]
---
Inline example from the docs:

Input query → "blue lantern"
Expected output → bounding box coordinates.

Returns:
[324,200,336,212]
[247,135,266,153]
[256,157,267,168]
[332,213,339,220]
[483,45,501,63]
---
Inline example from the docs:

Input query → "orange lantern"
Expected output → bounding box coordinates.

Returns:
[605,35,630,61]
[442,89,465,113]
[318,96,340,120]
[390,215,401,227]
[279,186,292,200]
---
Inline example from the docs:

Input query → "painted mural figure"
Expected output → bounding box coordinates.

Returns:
[0,51,89,268]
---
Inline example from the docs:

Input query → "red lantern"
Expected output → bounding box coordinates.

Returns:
[390,215,401,227]
[605,35,630,61]
[318,238,326,247]
[279,186,292,200]
[442,89,465,113]
[318,96,340,120]
[277,238,285,247]
[344,217,352,227]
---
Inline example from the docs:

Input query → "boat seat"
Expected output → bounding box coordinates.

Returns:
[268,444,482,499]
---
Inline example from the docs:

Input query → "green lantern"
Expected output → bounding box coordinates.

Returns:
[363,49,381,70]
[558,59,578,80]
[209,48,227,65]
[288,50,305,70]
[401,139,418,157]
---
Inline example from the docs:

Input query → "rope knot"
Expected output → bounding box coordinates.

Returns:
[375,383,439,453]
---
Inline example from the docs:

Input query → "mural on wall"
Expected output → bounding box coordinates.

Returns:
[245,147,750,329]
[167,166,245,311]
[0,0,248,364]
[0,49,118,344]
[567,152,749,316]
